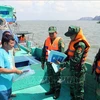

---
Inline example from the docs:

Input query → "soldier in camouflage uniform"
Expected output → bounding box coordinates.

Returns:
[41,26,64,99]
[58,25,90,100]
[92,49,100,100]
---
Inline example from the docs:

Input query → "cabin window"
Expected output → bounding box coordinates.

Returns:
[0,11,9,15]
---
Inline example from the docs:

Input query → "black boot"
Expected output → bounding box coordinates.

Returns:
[45,89,54,95]
[70,93,75,100]
[53,90,60,99]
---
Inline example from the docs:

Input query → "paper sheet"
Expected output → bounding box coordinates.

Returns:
[13,66,35,82]
[52,63,60,73]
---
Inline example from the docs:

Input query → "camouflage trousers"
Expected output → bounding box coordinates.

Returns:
[96,83,100,100]
[70,70,86,100]
[46,62,61,91]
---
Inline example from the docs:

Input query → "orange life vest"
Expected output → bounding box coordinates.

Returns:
[9,22,13,24]
[45,37,61,59]
[96,60,100,74]
[67,28,90,63]
[20,36,26,42]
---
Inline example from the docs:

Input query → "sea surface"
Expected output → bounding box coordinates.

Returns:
[12,20,100,63]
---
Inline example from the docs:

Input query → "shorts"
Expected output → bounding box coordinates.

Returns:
[0,88,12,100]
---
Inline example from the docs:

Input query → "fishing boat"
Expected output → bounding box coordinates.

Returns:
[0,5,16,23]
[0,5,99,100]
[97,21,100,24]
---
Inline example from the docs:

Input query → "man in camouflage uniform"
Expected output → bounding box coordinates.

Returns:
[41,26,64,99]
[59,25,90,100]
[92,49,100,100]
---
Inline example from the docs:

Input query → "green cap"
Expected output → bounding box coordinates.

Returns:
[65,25,80,37]
[48,26,57,33]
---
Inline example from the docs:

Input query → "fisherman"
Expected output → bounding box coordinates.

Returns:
[19,34,26,43]
[41,26,64,99]
[0,17,19,49]
[57,25,90,100]
[0,34,22,100]
[92,49,100,100]
[2,30,20,53]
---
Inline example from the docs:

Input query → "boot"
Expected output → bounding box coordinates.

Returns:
[45,89,54,95]
[10,94,16,97]
[53,90,60,99]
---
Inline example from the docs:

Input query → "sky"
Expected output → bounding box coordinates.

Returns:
[1,0,100,20]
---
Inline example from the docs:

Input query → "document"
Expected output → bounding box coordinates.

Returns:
[48,50,67,73]
[48,50,67,63]
[13,66,35,82]
[52,63,60,73]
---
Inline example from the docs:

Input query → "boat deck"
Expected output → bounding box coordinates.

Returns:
[12,63,97,100]
[12,60,71,100]
[12,84,71,100]
[12,48,97,100]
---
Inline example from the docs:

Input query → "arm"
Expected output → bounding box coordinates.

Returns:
[58,38,65,53]
[60,42,86,69]
[0,52,22,74]
[41,42,46,69]
[0,67,22,74]
[92,48,100,74]
[57,38,68,70]
[41,44,46,64]
[92,59,96,74]
[95,48,100,61]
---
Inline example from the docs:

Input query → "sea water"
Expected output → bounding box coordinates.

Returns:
[12,20,100,63]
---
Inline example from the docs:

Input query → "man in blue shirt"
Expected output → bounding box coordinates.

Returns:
[2,30,19,50]
[0,34,22,100]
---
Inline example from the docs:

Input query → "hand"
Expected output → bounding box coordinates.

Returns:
[15,69,23,74]
[59,67,66,72]
[41,64,44,70]
[55,60,60,64]
[50,62,52,64]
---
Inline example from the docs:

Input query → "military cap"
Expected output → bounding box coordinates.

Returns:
[65,25,80,37]
[48,26,57,33]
